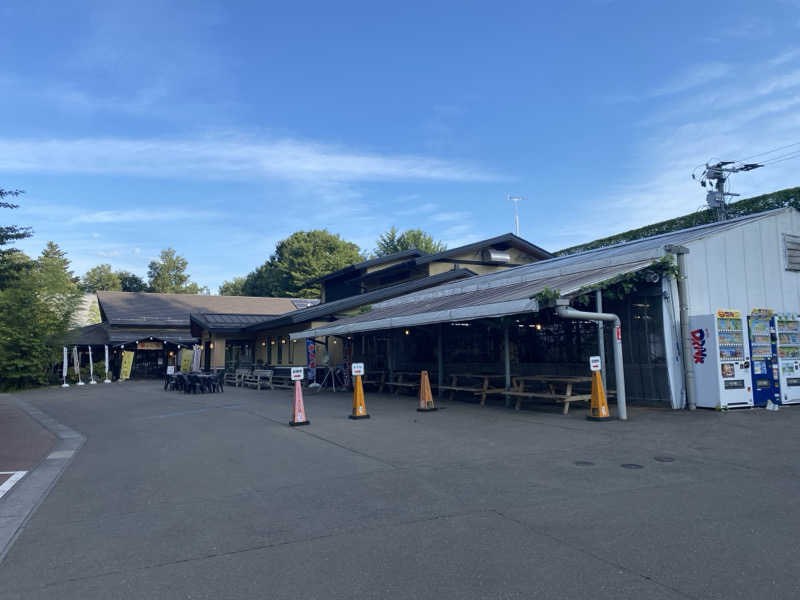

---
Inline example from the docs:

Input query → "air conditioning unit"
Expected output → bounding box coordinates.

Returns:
[483,248,511,263]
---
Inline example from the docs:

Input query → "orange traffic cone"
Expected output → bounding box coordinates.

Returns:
[586,371,612,421]
[417,370,437,412]
[290,380,310,426]
[349,374,370,420]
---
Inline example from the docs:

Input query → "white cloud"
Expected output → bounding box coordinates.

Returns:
[770,48,800,67]
[395,201,438,217]
[430,211,471,222]
[556,53,800,249]
[0,135,499,184]
[69,208,221,224]
[649,62,731,97]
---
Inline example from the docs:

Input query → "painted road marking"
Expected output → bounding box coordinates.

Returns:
[47,450,75,460]
[0,471,27,499]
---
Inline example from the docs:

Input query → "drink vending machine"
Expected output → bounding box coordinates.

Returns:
[747,309,780,407]
[690,309,754,409]
[774,313,800,405]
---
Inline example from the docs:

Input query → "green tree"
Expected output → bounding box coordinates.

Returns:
[115,270,147,292]
[0,188,33,289]
[0,242,83,390]
[82,263,122,292]
[147,248,203,294]
[242,230,362,298]
[219,276,246,296]
[374,227,446,256]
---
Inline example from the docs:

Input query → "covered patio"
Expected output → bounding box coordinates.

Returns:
[293,244,687,419]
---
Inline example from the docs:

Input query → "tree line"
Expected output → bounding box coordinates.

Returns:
[0,189,84,390]
[82,227,445,299]
[81,248,208,295]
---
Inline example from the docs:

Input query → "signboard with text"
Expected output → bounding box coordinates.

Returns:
[137,341,163,351]
[589,356,601,371]
[291,367,304,381]
[351,362,365,376]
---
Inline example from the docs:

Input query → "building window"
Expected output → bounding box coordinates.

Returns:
[784,234,800,271]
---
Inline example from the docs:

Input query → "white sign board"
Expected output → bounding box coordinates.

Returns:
[291,367,305,381]
[589,356,601,371]
[351,362,365,376]
[166,366,175,375]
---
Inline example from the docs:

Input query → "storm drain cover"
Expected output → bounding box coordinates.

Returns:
[621,463,644,469]
[654,456,675,463]
[573,460,595,466]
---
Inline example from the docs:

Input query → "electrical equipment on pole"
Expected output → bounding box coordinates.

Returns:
[692,161,762,222]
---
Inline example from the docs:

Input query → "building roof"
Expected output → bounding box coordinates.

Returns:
[64,322,198,346]
[306,234,552,285]
[247,267,477,332]
[189,313,282,333]
[413,233,552,265]
[65,322,110,346]
[97,291,316,327]
[291,209,790,339]
[306,249,428,285]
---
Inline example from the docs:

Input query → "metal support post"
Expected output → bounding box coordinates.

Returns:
[595,289,607,387]
[437,324,444,399]
[504,321,511,408]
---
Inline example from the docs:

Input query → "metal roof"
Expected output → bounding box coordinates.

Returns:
[246,267,476,332]
[97,291,312,327]
[291,209,791,339]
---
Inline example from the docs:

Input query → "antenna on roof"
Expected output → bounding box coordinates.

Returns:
[509,195,522,236]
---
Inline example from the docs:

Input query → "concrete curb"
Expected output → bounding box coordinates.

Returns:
[0,396,85,565]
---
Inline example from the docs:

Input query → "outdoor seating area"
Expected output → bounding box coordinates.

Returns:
[164,371,224,394]
[480,375,597,414]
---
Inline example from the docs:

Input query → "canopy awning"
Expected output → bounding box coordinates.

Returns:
[291,257,657,340]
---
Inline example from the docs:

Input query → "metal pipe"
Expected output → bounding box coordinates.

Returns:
[503,321,511,407]
[437,324,444,399]
[556,300,627,421]
[595,289,606,387]
[665,245,695,410]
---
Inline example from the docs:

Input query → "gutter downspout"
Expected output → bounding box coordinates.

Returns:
[555,299,627,421]
[665,244,695,410]
[595,289,607,387]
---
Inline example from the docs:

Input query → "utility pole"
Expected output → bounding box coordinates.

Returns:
[693,161,762,222]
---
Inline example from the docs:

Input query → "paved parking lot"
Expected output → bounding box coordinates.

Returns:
[1,382,799,599]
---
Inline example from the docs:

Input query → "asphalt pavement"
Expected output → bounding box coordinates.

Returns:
[1,382,799,599]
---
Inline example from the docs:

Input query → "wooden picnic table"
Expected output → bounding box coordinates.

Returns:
[482,374,594,414]
[431,373,510,405]
[384,371,422,394]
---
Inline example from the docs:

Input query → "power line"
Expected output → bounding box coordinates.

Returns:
[733,140,800,164]
[758,149,800,166]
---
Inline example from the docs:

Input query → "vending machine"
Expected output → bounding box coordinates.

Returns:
[774,313,800,405]
[747,309,780,407]
[690,309,754,409]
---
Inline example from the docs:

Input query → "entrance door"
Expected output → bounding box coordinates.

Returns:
[204,342,211,371]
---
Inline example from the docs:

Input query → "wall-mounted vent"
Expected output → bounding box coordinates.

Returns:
[482,248,511,263]
[784,234,800,271]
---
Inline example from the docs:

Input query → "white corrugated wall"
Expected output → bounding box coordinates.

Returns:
[661,208,800,409]
[684,208,800,314]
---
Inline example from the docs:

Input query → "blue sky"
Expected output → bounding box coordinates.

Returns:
[3,1,800,291]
